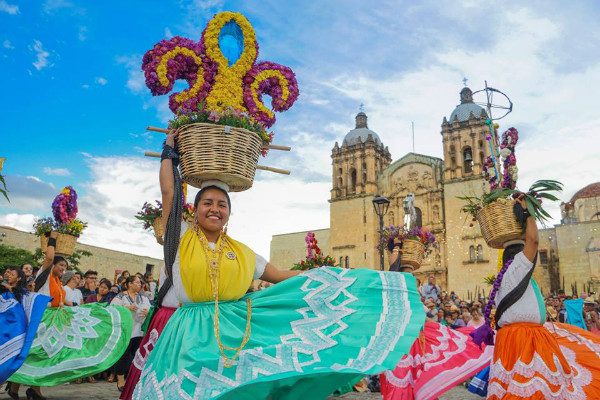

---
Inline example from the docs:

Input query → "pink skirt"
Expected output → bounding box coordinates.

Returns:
[380,322,493,400]
[120,307,177,400]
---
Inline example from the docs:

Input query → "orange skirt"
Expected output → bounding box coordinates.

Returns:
[488,322,598,400]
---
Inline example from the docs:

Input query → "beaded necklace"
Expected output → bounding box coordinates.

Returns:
[193,224,252,368]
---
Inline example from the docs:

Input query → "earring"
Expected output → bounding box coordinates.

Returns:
[223,222,228,236]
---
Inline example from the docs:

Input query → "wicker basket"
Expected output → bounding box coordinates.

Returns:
[40,233,77,257]
[152,216,164,245]
[402,239,426,270]
[177,123,263,191]
[476,198,523,249]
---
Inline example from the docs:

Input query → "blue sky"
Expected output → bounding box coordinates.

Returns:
[1,0,600,261]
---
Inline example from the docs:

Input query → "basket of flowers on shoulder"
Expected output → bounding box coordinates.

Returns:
[459,127,563,249]
[33,186,87,257]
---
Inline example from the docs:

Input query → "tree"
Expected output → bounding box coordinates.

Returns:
[0,244,37,269]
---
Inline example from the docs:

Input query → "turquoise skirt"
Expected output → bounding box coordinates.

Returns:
[134,267,425,399]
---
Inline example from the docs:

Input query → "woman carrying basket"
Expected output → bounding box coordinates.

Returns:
[132,130,426,399]
[473,196,600,399]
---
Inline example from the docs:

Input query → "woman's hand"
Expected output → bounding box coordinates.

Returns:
[127,304,138,311]
[165,128,179,148]
[140,308,149,318]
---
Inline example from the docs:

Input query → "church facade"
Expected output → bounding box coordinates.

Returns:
[271,87,599,298]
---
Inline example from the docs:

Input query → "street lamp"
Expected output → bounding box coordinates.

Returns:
[372,195,390,271]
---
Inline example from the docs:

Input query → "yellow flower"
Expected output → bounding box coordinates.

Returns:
[250,70,290,119]
[157,47,207,103]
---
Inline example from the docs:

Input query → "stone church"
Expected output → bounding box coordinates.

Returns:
[270,87,600,298]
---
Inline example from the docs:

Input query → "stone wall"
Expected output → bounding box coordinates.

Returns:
[0,226,163,279]
[269,228,330,271]
[555,220,600,295]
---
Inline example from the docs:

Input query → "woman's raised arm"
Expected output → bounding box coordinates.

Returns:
[160,129,179,232]
[41,231,58,271]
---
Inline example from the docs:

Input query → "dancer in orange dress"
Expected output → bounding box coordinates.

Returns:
[476,197,600,399]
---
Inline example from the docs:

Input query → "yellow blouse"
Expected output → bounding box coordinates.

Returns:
[178,229,255,302]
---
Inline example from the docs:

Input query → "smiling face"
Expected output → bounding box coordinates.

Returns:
[194,188,230,237]
[21,264,33,277]
[52,260,68,277]
[4,268,20,286]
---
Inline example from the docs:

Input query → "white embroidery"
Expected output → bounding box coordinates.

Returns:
[488,346,589,399]
[134,268,414,399]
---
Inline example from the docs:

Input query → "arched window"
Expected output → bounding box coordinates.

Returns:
[469,246,476,262]
[345,256,349,268]
[463,146,473,174]
[339,256,343,266]
[337,168,343,190]
[349,168,357,193]
[414,207,423,228]
[477,245,484,261]
[362,162,367,184]
[479,151,485,166]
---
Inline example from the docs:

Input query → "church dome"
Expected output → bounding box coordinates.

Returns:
[569,182,600,203]
[343,112,382,146]
[449,87,488,122]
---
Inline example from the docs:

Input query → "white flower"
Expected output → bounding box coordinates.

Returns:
[509,166,518,174]
[500,148,512,160]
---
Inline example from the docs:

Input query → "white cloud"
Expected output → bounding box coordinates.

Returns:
[78,26,88,41]
[95,76,107,85]
[43,0,73,14]
[43,167,71,176]
[3,40,14,49]
[31,40,50,71]
[0,214,37,232]
[0,0,19,14]
[116,55,144,94]
[81,84,89,89]
[2,175,56,211]
[164,27,173,38]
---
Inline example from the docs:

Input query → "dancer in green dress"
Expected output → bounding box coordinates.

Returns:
[133,131,425,399]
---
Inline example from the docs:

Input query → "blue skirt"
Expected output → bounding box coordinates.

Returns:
[0,291,51,382]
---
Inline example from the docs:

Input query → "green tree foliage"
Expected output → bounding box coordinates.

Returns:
[0,244,37,268]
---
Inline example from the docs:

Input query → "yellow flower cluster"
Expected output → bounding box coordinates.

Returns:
[203,12,257,112]
[61,188,70,195]
[157,47,206,103]
[250,70,290,119]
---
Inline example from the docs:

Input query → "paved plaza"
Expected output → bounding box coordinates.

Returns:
[0,381,481,400]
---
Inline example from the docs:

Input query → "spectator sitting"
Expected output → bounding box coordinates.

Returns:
[62,271,83,306]
[85,278,116,304]
[468,307,485,328]
[80,269,98,298]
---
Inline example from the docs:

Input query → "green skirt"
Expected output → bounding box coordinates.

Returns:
[134,267,425,399]
[10,303,133,386]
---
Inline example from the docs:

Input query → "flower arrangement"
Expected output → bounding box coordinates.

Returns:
[291,232,338,271]
[483,274,496,286]
[377,225,439,255]
[182,203,195,223]
[135,201,163,231]
[32,186,87,238]
[459,126,562,228]
[142,12,299,151]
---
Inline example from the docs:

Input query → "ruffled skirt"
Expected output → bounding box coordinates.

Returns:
[134,267,426,399]
[488,322,600,399]
[0,292,50,382]
[380,322,493,400]
[121,306,177,400]
[9,302,133,386]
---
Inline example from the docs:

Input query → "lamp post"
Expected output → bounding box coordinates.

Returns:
[372,195,390,271]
